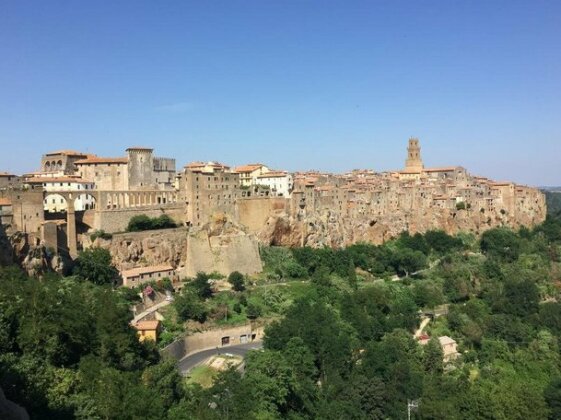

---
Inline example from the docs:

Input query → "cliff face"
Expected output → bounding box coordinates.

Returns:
[1,231,70,276]
[257,206,546,248]
[97,217,262,277]
[185,214,263,277]
[95,228,188,272]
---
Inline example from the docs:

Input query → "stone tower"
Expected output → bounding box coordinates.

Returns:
[405,137,423,172]
[127,147,154,190]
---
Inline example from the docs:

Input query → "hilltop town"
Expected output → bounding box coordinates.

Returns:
[0,138,546,276]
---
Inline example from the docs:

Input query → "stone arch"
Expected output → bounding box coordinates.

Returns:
[44,193,68,213]
[74,193,97,211]
[57,160,63,170]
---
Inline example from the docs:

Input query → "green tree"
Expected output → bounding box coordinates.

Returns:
[73,247,119,286]
[190,272,213,299]
[174,290,207,323]
[423,338,444,375]
[480,227,521,261]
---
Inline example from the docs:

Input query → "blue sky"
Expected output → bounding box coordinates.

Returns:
[1,1,560,185]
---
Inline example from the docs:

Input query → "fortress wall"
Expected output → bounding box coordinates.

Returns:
[185,229,263,277]
[94,204,184,233]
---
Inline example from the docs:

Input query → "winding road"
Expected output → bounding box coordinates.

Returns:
[178,342,263,374]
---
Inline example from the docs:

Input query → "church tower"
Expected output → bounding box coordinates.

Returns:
[405,137,424,172]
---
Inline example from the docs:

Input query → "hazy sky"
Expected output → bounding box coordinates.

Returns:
[1,1,560,186]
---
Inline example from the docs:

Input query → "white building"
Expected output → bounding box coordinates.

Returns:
[255,171,293,197]
[25,176,96,212]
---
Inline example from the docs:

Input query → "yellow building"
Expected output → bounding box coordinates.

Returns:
[134,320,161,342]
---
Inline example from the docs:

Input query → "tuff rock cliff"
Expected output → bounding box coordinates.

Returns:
[257,206,544,248]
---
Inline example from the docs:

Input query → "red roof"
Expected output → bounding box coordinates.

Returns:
[25,176,93,184]
[44,150,88,157]
[74,157,128,165]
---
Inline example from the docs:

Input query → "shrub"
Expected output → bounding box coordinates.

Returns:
[228,271,245,291]
[126,214,177,232]
[90,229,113,241]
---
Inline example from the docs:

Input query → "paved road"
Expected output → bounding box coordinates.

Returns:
[131,299,171,324]
[178,342,263,374]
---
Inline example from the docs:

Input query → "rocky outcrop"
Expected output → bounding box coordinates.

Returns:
[185,214,263,276]
[97,217,262,277]
[257,207,543,248]
[1,230,70,275]
[95,227,189,272]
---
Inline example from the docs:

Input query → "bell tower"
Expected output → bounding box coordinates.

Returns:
[405,137,423,172]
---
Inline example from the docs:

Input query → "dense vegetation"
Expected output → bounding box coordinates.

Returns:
[545,190,561,215]
[126,214,177,232]
[2,213,561,418]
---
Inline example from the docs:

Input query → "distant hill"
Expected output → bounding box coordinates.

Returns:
[541,186,561,192]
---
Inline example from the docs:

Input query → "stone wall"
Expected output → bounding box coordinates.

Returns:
[185,215,263,277]
[237,197,289,233]
[162,323,265,360]
[93,204,184,233]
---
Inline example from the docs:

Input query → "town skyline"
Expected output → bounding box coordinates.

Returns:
[1,1,560,186]
[1,137,557,188]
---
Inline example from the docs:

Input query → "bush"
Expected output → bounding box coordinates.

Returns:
[90,229,113,242]
[246,301,262,319]
[228,271,245,291]
[126,214,177,232]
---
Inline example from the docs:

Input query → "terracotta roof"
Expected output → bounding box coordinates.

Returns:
[121,264,174,278]
[135,320,160,330]
[234,164,267,173]
[0,198,12,206]
[25,176,94,184]
[0,172,16,177]
[185,161,230,170]
[74,157,128,164]
[424,166,460,173]
[44,150,88,157]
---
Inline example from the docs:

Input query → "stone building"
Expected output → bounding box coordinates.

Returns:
[0,172,20,189]
[121,264,175,288]
[24,176,96,212]
[234,163,270,187]
[0,185,45,236]
[73,147,176,191]
[178,162,241,226]
[40,150,91,175]
[0,197,12,226]
[74,156,129,190]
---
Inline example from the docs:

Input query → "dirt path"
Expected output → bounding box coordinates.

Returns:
[414,316,431,338]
